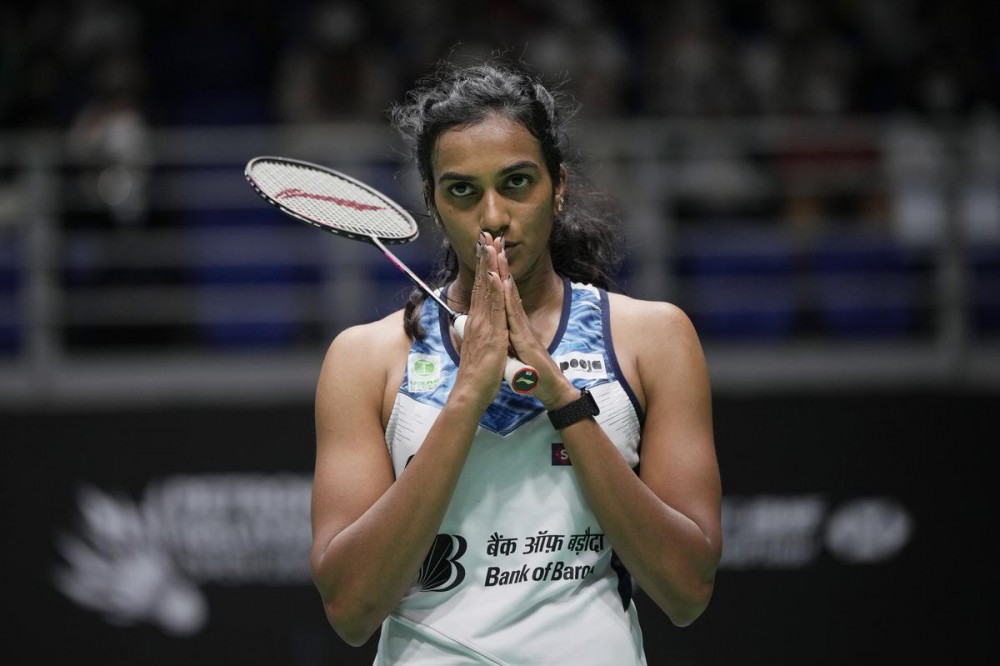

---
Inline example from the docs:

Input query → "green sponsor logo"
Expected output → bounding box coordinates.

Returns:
[409,353,443,393]
[413,358,436,377]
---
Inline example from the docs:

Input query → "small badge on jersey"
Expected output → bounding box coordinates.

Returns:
[553,352,608,381]
[551,442,572,466]
[408,353,443,393]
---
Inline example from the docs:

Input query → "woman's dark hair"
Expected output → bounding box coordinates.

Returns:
[389,55,623,339]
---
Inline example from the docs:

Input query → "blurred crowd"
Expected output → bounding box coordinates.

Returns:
[1,0,996,132]
[0,0,997,350]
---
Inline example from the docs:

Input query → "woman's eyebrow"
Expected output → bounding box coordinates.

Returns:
[498,160,540,175]
[437,160,540,184]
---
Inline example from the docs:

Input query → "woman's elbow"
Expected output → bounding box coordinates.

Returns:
[665,533,722,627]
[312,551,382,645]
[664,576,716,627]
[322,596,382,647]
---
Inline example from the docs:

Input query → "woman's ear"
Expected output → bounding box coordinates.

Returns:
[554,164,568,209]
[556,164,568,200]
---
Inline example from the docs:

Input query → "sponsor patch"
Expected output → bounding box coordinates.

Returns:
[553,352,608,381]
[408,353,443,393]
[551,442,572,466]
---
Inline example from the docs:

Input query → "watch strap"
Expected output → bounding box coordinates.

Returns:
[547,387,600,430]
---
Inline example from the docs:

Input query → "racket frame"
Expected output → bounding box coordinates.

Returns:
[244,156,539,394]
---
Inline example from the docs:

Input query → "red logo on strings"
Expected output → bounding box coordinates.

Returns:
[275,188,383,211]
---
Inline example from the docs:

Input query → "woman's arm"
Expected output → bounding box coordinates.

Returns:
[560,297,722,626]
[505,280,722,627]
[309,315,481,645]
[310,245,512,646]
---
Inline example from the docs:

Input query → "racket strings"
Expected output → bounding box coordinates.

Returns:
[250,160,417,241]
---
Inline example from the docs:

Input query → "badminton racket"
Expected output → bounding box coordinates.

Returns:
[244,156,539,395]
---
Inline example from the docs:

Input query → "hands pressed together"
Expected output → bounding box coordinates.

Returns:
[453,232,579,413]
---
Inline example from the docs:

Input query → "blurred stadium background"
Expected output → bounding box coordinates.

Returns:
[1,1,995,664]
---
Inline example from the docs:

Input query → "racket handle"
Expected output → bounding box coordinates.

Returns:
[452,315,539,395]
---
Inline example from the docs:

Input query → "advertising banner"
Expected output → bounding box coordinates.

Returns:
[2,392,988,664]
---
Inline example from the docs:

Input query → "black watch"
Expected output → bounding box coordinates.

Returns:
[547,387,600,430]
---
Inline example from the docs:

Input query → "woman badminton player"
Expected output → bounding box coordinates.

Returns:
[308,55,722,665]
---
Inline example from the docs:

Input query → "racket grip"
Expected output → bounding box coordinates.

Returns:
[452,315,539,395]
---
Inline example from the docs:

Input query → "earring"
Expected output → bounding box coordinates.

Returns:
[432,211,443,227]
[555,195,564,215]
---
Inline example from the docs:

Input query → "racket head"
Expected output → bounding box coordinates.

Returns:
[245,156,419,245]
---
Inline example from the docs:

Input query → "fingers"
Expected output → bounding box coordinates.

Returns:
[496,234,509,283]
[464,231,507,352]
[495,235,528,342]
[500,255,573,403]
[473,232,500,283]
[471,232,503,318]
[454,232,509,400]
[501,263,532,352]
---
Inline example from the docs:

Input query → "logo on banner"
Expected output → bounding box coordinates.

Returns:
[52,475,313,636]
[720,495,913,568]
[50,478,915,637]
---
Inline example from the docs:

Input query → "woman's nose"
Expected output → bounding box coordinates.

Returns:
[479,190,509,237]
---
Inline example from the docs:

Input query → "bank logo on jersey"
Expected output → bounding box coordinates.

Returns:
[418,534,467,592]
[408,353,443,393]
[553,352,607,380]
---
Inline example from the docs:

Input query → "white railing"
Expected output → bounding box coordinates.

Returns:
[1,117,998,405]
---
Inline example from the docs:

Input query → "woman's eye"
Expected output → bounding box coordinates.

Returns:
[448,183,474,197]
[507,174,531,189]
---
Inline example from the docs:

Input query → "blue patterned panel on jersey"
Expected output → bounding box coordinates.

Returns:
[400,279,619,437]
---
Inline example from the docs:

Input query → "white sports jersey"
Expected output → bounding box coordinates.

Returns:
[378,279,646,665]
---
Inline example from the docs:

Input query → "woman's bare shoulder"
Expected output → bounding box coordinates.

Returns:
[327,309,410,356]
[606,292,710,416]
[319,309,411,393]
[607,292,697,340]
[607,291,706,380]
